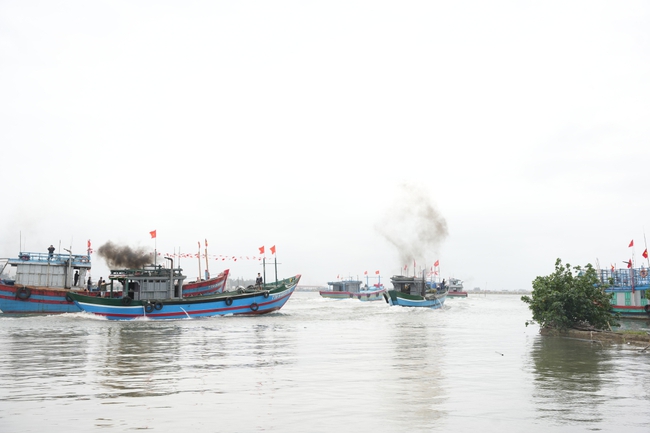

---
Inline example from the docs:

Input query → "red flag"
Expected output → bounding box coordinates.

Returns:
[629,240,634,247]
[643,249,648,259]
[611,264,615,272]
[375,270,380,275]
[87,239,91,248]
[434,260,439,267]
[259,246,265,255]
[270,245,276,255]
[628,259,632,269]
[150,230,157,239]
[205,239,208,247]
[198,241,200,248]
[364,271,368,275]
[403,264,407,270]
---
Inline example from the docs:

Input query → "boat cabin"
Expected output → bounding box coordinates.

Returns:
[390,275,429,297]
[2,251,91,289]
[108,265,186,301]
[327,280,363,293]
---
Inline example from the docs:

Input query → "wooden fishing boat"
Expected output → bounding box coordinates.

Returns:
[0,250,99,314]
[446,277,468,298]
[67,265,300,320]
[600,267,650,319]
[383,273,447,309]
[319,279,386,301]
[170,269,229,297]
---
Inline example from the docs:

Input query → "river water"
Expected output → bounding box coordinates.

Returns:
[1,293,649,432]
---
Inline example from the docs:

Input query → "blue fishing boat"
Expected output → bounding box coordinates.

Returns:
[0,250,98,314]
[383,273,447,309]
[319,279,386,301]
[67,265,300,320]
[599,266,650,319]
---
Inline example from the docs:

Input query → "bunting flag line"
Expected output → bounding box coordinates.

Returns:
[629,240,634,247]
[150,230,157,239]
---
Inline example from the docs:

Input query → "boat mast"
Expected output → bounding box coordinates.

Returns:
[204,239,210,279]
[197,241,202,281]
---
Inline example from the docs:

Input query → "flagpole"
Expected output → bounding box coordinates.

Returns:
[643,229,650,268]
[204,239,209,279]
[197,241,202,281]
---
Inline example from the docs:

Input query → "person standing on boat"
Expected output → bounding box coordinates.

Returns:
[256,273,263,290]
[87,276,92,291]
[96,277,103,292]
[48,245,55,259]
[74,270,79,286]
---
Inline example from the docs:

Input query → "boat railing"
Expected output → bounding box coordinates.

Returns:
[597,268,650,290]
[8,252,91,267]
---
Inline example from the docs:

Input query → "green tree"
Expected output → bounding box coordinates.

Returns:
[521,258,618,330]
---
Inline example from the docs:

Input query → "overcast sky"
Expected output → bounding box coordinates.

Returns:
[2,1,649,290]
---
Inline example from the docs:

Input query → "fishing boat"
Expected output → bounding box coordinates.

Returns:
[319,279,386,301]
[67,264,300,320]
[173,269,229,297]
[0,250,100,314]
[446,277,468,298]
[383,272,447,309]
[599,267,650,319]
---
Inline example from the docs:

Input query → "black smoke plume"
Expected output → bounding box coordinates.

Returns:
[375,182,449,270]
[97,241,153,269]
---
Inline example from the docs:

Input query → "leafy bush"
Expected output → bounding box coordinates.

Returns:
[521,258,618,330]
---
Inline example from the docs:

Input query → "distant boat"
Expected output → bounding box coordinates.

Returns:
[383,273,447,309]
[319,279,386,301]
[0,250,99,314]
[67,265,300,320]
[446,277,468,298]
[601,267,650,319]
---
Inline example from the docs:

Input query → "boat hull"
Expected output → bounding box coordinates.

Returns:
[69,275,300,320]
[319,289,386,301]
[384,290,447,309]
[447,291,468,298]
[0,284,101,314]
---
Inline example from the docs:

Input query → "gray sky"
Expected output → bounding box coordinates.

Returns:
[2,1,649,290]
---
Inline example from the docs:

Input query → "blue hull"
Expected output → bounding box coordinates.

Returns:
[384,290,447,309]
[0,285,87,314]
[70,285,296,320]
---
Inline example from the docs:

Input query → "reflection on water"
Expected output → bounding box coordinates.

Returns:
[528,336,610,426]
[1,294,650,432]
[387,317,447,428]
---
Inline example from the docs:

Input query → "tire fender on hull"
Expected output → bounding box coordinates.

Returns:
[16,287,31,301]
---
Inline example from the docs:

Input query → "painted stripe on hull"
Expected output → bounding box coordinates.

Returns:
[74,287,296,320]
